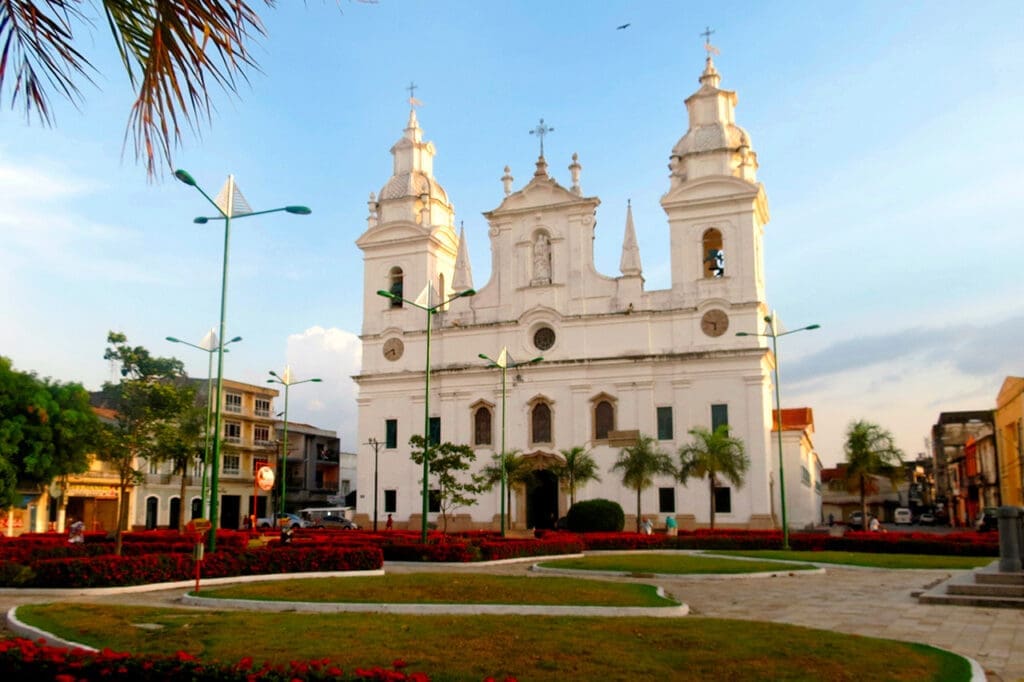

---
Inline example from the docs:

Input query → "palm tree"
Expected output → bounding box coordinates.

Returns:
[677,425,749,530]
[1,1,268,176]
[838,420,904,529]
[478,450,533,527]
[611,435,676,533]
[551,446,601,507]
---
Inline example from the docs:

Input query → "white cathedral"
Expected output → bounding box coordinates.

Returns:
[353,56,812,532]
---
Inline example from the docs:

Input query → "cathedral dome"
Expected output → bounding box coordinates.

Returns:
[671,123,750,158]
[379,170,449,203]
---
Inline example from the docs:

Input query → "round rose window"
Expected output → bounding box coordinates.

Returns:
[533,326,556,351]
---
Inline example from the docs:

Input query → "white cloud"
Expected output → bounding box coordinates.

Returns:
[283,326,362,450]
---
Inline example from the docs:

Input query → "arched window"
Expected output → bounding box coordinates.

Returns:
[190,498,202,520]
[474,405,492,446]
[594,400,615,440]
[702,228,724,278]
[531,402,552,444]
[388,267,404,307]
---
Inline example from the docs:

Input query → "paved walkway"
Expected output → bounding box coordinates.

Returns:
[2,560,1021,681]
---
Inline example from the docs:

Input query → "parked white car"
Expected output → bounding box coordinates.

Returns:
[894,508,913,525]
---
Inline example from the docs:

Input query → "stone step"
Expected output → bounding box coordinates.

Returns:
[977,571,1024,586]
[947,583,1024,598]
[918,591,1024,608]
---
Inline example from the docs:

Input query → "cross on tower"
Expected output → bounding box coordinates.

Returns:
[529,118,554,158]
[406,81,421,108]
[701,26,720,57]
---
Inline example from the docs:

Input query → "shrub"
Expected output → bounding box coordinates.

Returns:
[0,561,35,587]
[565,499,625,533]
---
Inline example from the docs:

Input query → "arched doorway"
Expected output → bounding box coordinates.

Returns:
[145,497,158,530]
[168,497,181,529]
[526,469,559,529]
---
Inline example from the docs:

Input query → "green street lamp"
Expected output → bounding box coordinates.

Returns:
[376,286,476,543]
[267,368,322,518]
[478,349,542,536]
[175,168,310,551]
[166,331,242,519]
[737,313,820,550]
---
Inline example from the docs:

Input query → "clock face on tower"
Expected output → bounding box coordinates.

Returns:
[700,309,729,337]
[382,337,404,361]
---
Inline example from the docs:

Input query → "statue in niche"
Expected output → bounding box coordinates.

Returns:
[533,232,551,284]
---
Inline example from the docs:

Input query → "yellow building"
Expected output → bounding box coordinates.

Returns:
[996,376,1024,506]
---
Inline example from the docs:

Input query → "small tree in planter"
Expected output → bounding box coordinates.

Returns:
[409,435,483,533]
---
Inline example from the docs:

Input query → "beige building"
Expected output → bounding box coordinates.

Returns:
[136,378,279,530]
[996,377,1024,506]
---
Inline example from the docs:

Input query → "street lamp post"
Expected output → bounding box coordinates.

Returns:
[267,368,322,519]
[376,286,476,543]
[737,313,820,550]
[478,349,542,536]
[366,438,382,531]
[166,331,241,519]
[175,169,310,551]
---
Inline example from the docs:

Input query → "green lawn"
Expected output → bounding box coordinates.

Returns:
[710,550,995,570]
[18,604,969,681]
[538,552,816,575]
[196,573,675,607]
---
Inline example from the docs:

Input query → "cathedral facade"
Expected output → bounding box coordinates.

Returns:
[354,57,782,531]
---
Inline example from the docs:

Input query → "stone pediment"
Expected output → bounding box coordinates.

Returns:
[486,174,596,217]
[356,221,428,247]
[997,376,1024,407]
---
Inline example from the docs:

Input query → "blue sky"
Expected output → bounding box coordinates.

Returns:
[2,1,1021,466]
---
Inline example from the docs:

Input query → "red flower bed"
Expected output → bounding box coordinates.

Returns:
[30,547,383,588]
[0,637,433,681]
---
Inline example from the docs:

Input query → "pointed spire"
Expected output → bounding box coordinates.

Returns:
[452,222,474,292]
[404,108,423,143]
[619,200,642,277]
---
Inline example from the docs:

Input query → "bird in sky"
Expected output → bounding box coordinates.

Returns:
[617,23,631,30]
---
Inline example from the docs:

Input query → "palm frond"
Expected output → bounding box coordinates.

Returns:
[0,0,94,124]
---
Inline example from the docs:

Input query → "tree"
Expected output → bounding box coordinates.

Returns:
[477,450,534,528]
[0,356,100,511]
[837,420,904,529]
[0,1,269,176]
[677,425,749,530]
[409,435,483,533]
[551,446,601,507]
[100,332,193,552]
[611,435,676,533]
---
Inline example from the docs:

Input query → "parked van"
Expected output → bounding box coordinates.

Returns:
[894,508,912,525]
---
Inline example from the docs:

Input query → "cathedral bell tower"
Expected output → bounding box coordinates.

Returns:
[660,55,769,325]
[356,107,462,363]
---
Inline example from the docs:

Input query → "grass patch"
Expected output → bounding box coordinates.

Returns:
[711,550,995,570]
[196,573,674,607]
[538,552,816,575]
[18,603,968,681]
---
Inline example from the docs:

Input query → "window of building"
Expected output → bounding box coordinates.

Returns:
[801,466,811,486]
[389,267,404,307]
[657,406,673,440]
[711,404,728,432]
[474,406,492,446]
[428,489,441,513]
[255,398,271,417]
[533,326,556,351]
[714,486,732,514]
[385,419,398,449]
[223,454,240,475]
[253,425,271,446]
[593,399,615,440]
[429,417,441,445]
[341,480,351,496]
[384,489,397,513]
[148,459,160,475]
[531,402,552,444]
[659,487,676,513]
[702,228,724,278]
[225,393,242,413]
[224,421,241,444]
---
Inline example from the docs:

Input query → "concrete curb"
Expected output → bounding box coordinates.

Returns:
[6,606,97,652]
